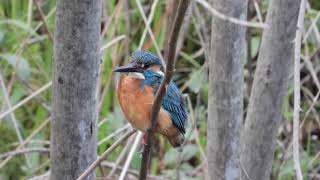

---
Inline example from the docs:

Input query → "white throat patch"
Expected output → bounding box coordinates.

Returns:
[128,72,145,79]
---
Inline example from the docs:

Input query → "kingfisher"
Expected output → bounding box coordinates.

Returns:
[113,50,187,147]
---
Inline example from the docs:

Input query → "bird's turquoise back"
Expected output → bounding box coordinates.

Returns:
[141,70,188,134]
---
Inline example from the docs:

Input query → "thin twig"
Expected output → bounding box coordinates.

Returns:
[195,0,266,29]
[301,91,320,127]
[29,159,50,177]
[27,171,50,180]
[0,117,51,168]
[100,35,126,52]
[304,2,320,45]
[302,11,320,43]
[34,0,53,41]
[107,137,133,178]
[0,81,52,121]
[176,95,197,179]
[293,0,305,179]
[0,148,49,159]
[239,159,253,180]
[138,0,159,50]
[98,124,130,146]
[119,132,143,180]
[9,140,50,148]
[138,1,190,180]
[252,0,263,23]
[77,129,137,180]
[27,0,33,27]
[101,161,163,180]
[135,0,165,66]
[300,55,320,92]
[0,73,31,166]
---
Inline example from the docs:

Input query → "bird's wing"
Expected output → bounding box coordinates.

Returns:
[141,71,187,133]
[162,82,187,134]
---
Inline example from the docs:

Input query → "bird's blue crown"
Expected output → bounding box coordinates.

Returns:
[131,50,163,69]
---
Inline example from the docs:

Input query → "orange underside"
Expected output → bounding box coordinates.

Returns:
[116,75,181,140]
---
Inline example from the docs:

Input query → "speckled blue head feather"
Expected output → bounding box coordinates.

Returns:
[131,50,163,69]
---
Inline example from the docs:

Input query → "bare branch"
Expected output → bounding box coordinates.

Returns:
[0,81,52,121]
[135,0,165,66]
[0,148,49,159]
[0,117,51,168]
[101,161,163,180]
[98,124,130,146]
[100,35,126,52]
[138,1,190,180]
[138,0,159,50]
[77,129,137,180]
[107,137,133,178]
[119,132,143,180]
[0,72,31,166]
[195,0,266,28]
[34,0,53,41]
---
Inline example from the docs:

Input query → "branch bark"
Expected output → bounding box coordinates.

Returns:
[240,0,301,179]
[138,1,190,180]
[51,0,101,179]
[207,0,247,179]
[293,0,306,179]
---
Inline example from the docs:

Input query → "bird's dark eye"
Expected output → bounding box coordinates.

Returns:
[142,64,149,69]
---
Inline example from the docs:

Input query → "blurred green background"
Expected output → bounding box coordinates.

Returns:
[0,0,319,179]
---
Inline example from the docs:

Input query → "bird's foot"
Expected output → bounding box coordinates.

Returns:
[142,133,148,145]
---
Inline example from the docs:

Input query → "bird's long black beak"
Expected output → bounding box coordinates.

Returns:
[113,62,143,73]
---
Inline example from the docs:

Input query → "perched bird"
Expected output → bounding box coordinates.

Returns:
[113,50,187,147]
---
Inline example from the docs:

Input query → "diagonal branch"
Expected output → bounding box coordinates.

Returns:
[195,0,266,28]
[0,117,51,168]
[0,81,52,121]
[135,0,165,66]
[138,1,190,180]
[77,129,137,180]
[119,132,143,180]
[34,0,53,41]
[0,73,31,166]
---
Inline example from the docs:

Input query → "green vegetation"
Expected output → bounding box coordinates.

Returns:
[0,0,319,179]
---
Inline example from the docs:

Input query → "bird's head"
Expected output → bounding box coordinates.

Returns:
[113,50,164,79]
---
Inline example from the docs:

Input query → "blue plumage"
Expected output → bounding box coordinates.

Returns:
[131,50,164,70]
[141,70,187,134]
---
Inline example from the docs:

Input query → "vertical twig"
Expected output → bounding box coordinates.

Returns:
[138,0,159,50]
[119,132,143,180]
[77,129,137,180]
[34,0,53,41]
[293,0,305,180]
[107,137,132,178]
[138,1,190,180]
[27,0,33,27]
[135,0,165,66]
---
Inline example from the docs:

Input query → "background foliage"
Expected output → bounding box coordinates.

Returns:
[0,0,319,179]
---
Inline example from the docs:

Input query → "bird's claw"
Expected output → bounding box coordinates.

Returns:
[142,133,148,145]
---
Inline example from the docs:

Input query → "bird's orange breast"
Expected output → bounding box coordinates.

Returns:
[116,75,173,133]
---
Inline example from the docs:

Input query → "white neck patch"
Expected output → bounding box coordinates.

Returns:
[128,72,145,79]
